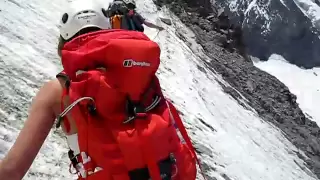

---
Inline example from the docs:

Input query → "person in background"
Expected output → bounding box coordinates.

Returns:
[108,0,164,32]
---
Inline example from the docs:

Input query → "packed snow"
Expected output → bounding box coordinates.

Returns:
[0,0,318,180]
[254,54,320,126]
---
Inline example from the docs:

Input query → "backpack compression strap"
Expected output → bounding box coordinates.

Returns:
[166,100,207,180]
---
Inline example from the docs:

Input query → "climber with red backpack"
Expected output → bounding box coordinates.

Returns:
[0,0,204,180]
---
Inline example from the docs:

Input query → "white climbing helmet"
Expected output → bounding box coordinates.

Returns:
[123,0,136,8]
[59,0,111,41]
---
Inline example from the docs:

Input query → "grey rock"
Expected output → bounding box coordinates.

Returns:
[153,0,320,178]
[215,0,320,69]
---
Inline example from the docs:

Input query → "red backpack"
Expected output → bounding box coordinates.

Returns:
[56,29,204,180]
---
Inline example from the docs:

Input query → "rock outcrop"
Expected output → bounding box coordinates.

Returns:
[153,0,320,178]
[215,0,320,69]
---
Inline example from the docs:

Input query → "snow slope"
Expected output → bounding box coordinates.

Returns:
[254,54,320,126]
[0,0,318,180]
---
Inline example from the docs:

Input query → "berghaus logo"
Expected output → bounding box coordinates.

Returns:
[123,59,151,67]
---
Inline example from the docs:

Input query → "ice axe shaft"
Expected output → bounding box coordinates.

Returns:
[159,17,172,25]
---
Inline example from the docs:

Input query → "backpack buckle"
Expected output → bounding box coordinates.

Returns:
[136,112,147,118]
[87,103,97,116]
[124,105,147,124]
[124,96,147,124]
[68,150,79,170]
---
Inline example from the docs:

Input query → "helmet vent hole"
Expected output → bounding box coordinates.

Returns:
[62,13,68,24]
[77,10,95,15]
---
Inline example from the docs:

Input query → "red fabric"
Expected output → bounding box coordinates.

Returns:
[61,29,160,101]
[166,101,207,180]
[59,29,197,180]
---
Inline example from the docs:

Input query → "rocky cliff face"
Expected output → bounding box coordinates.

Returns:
[215,0,320,68]
[153,0,320,178]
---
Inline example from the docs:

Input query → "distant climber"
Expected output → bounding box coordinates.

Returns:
[107,0,164,31]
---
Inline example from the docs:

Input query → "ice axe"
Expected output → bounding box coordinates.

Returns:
[159,17,172,26]
[151,17,172,40]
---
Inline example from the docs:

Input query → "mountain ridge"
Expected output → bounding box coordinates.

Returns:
[215,0,320,69]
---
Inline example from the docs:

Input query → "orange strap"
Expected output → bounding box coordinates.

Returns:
[166,101,207,180]
[111,15,122,29]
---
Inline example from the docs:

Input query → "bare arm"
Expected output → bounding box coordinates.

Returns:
[0,80,58,179]
[143,20,164,30]
[135,12,164,30]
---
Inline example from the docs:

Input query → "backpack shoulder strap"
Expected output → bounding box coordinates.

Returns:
[166,100,207,180]
[60,88,71,133]
[56,72,71,133]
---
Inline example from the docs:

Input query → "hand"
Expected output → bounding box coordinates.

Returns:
[158,26,164,31]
